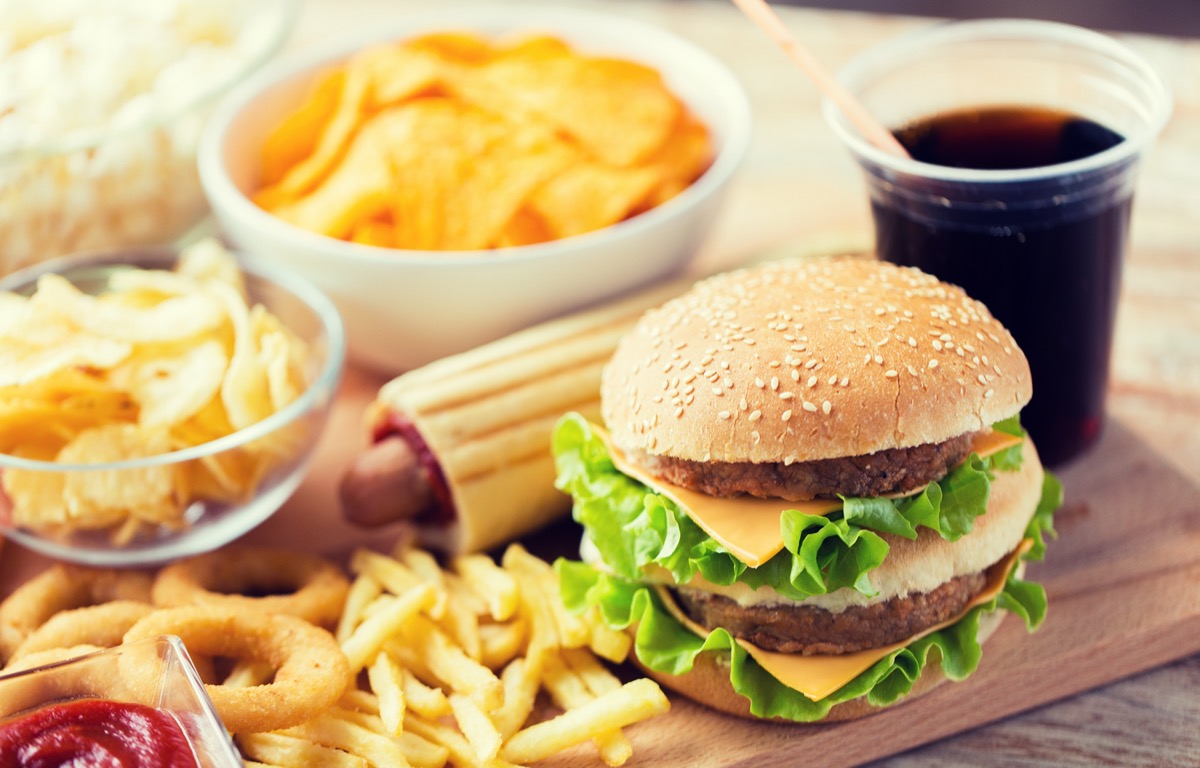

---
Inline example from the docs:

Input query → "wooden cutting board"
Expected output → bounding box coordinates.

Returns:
[538,416,1200,768]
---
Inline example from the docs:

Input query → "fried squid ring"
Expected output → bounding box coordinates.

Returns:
[10,601,155,662]
[123,605,351,734]
[151,548,350,628]
[0,564,153,664]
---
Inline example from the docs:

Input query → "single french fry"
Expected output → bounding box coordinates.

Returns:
[444,572,488,616]
[342,583,438,671]
[453,553,519,621]
[438,578,482,661]
[490,657,540,740]
[400,665,452,720]
[399,547,449,618]
[500,679,670,764]
[339,688,381,715]
[367,652,406,735]
[336,573,383,643]
[236,731,368,768]
[479,618,527,671]
[448,693,503,763]
[586,613,633,664]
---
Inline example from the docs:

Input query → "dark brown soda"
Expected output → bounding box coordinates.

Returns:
[876,106,1126,467]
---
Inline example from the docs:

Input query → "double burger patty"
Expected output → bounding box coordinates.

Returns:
[635,432,975,501]
[675,562,998,655]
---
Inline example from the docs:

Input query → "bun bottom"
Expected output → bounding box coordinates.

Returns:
[634,608,1008,723]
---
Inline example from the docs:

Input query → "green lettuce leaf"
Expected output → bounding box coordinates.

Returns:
[553,412,1026,600]
[555,476,1057,722]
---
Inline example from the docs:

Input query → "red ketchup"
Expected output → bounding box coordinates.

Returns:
[0,699,201,768]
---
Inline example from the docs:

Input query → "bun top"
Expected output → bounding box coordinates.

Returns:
[601,257,1032,463]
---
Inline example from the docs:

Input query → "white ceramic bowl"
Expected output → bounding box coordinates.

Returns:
[0,248,344,567]
[199,4,752,373]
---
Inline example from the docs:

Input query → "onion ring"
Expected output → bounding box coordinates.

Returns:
[0,564,153,664]
[151,547,349,628]
[10,601,155,662]
[123,605,351,734]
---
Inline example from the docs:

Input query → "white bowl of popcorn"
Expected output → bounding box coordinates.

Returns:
[0,0,298,276]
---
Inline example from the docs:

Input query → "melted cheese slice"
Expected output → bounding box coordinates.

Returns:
[657,539,1031,702]
[600,426,1023,568]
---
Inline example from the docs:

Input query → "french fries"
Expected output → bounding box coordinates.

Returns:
[239,542,668,767]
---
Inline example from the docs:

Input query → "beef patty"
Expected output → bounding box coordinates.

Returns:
[633,431,976,501]
[674,557,1006,655]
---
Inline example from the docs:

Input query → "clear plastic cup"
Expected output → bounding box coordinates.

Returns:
[824,19,1171,466]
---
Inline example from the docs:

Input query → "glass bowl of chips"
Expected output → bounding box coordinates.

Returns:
[199,4,752,373]
[0,241,345,567]
[0,0,299,276]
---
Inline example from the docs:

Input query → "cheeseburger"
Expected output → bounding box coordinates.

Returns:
[553,257,1060,722]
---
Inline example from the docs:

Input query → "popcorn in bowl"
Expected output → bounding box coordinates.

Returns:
[0,0,296,274]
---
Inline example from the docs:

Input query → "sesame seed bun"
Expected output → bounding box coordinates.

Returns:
[602,256,1032,464]
[631,606,1008,723]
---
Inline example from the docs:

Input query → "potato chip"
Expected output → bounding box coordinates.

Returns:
[109,340,227,428]
[58,424,179,529]
[261,68,346,188]
[530,161,661,239]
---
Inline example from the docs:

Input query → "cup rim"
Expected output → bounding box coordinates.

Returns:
[823,18,1173,183]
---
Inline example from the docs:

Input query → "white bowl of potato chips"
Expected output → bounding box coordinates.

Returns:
[199,4,751,373]
[0,240,344,566]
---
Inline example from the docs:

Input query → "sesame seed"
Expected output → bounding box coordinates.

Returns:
[781,410,793,421]
[977,374,988,385]
[885,369,898,378]
[985,389,995,398]
[822,400,832,415]
[932,340,943,351]
[749,410,762,422]
[718,410,732,420]
[770,376,780,391]
[874,355,884,364]
[791,369,801,382]
[928,359,939,369]
[768,360,781,368]
[828,375,838,385]
[780,392,794,400]
[804,359,818,369]
[908,336,917,347]
[802,401,818,413]
[712,387,724,396]
[840,376,850,387]
[674,406,684,417]
[755,377,765,389]
[739,397,748,411]
[807,375,818,387]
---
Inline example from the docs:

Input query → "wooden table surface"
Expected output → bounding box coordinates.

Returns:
[3,2,1198,766]
[298,3,1200,766]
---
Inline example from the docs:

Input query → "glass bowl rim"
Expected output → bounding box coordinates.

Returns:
[0,243,345,472]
